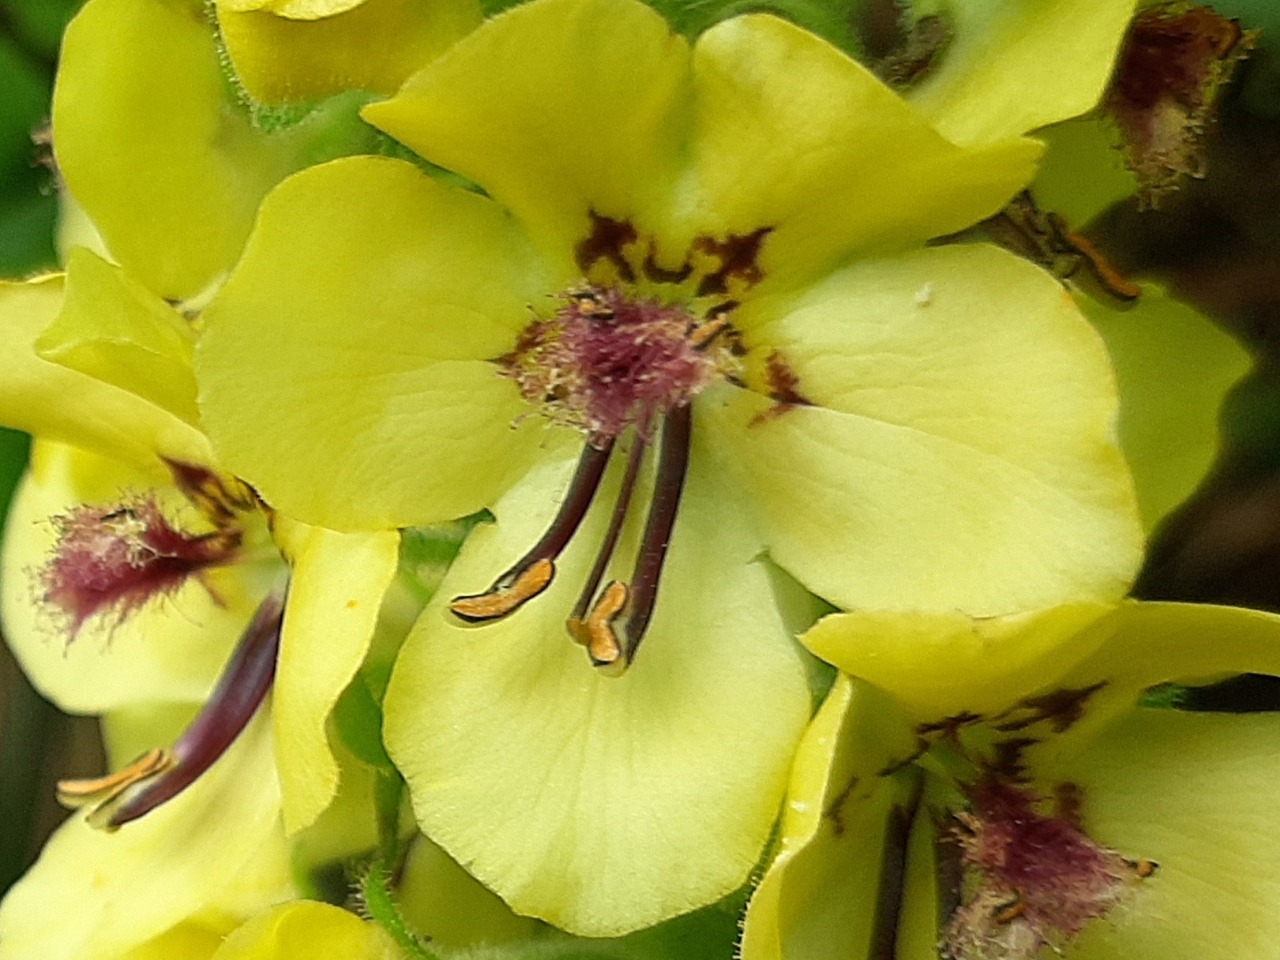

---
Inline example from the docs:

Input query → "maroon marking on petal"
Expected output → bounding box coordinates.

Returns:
[993,682,1107,734]
[823,774,861,838]
[575,212,638,283]
[642,243,693,285]
[917,711,985,737]
[693,227,772,297]
[749,350,813,427]
[163,459,257,528]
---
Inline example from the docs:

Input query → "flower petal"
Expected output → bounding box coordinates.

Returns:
[1,442,272,713]
[682,15,1040,291]
[811,601,1280,738]
[53,0,294,299]
[209,901,402,960]
[397,837,541,950]
[1078,285,1250,532]
[1035,708,1280,960]
[1048,602,1280,740]
[802,604,1114,722]
[704,244,1142,615]
[121,924,227,960]
[218,0,366,17]
[362,0,690,259]
[38,248,200,426]
[740,676,922,960]
[383,443,812,935]
[0,276,211,470]
[907,0,1136,146]
[271,520,399,834]
[216,0,481,103]
[0,712,282,960]
[198,156,560,531]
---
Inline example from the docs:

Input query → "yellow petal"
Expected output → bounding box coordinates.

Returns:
[198,156,560,531]
[53,0,296,299]
[217,0,480,103]
[362,0,689,261]
[38,248,200,426]
[802,604,1114,722]
[271,519,399,834]
[908,0,1137,145]
[682,14,1040,291]
[703,245,1142,616]
[0,276,210,470]
[211,902,403,960]
[0,713,282,960]
[741,677,921,960]
[1,441,272,713]
[384,445,812,935]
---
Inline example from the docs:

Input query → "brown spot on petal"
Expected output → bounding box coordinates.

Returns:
[642,242,693,285]
[750,350,813,426]
[693,228,771,297]
[823,774,861,837]
[576,212,639,284]
[994,682,1107,734]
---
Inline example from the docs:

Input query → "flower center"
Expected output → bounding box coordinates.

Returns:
[38,461,254,638]
[45,462,282,829]
[501,285,733,439]
[449,283,739,674]
[944,777,1156,960]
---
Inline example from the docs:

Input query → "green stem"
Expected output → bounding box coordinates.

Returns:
[374,770,405,867]
[361,860,441,960]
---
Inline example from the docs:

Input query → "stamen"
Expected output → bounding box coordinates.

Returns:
[450,439,615,623]
[56,747,175,810]
[578,581,630,673]
[615,402,692,666]
[450,558,556,623]
[566,433,649,647]
[59,590,285,830]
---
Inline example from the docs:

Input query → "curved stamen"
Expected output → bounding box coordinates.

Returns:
[57,590,285,830]
[618,402,692,665]
[451,437,615,623]
[566,432,649,659]
[577,580,630,671]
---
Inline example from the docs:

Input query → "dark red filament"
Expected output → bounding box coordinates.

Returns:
[108,591,284,827]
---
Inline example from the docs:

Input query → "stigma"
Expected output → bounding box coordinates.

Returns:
[40,492,241,639]
[944,777,1156,960]
[450,284,733,673]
